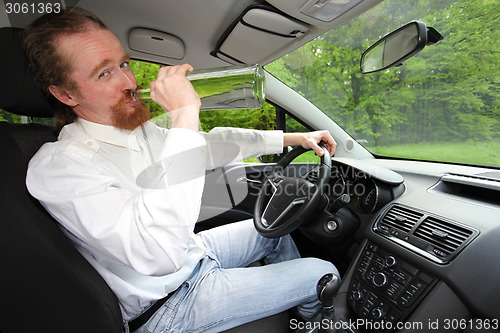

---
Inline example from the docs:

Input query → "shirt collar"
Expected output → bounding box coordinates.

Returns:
[76,118,141,151]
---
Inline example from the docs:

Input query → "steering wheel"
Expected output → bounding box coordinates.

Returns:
[254,145,331,238]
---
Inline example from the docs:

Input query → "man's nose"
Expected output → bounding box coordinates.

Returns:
[121,71,137,91]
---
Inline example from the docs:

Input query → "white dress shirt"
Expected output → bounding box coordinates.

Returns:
[26,117,283,321]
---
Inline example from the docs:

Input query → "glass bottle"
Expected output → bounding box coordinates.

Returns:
[133,64,265,110]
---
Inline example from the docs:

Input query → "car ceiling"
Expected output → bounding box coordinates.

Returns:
[1,0,382,70]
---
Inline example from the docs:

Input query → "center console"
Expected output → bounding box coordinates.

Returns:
[348,241,437,331]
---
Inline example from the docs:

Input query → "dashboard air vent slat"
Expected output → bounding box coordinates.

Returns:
[374,204,479,264]
[380,205,422,232]
[414,216,473,255]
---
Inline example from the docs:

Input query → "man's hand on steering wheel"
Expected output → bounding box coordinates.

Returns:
[283,130,336,157]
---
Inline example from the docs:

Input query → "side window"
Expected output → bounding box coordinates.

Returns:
[1,109,24,123]
[284,113,309,133]
[199,104,276,132]
[201,105,277,163]
[1,108,54,126]
[283,111,320,163]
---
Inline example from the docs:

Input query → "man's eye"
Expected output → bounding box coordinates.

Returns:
[98,70,110,79]
[120,61,130,69]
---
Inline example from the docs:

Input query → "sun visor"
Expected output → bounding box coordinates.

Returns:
[128,28,184,60]
[211,6,309,64]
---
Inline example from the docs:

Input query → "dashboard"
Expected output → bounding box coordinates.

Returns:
[316,158,500,332]
[198,156,500,332]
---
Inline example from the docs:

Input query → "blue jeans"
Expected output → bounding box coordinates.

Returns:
[135,219,338,333]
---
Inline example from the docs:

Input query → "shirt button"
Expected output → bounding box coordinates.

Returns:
[86,141,93,147]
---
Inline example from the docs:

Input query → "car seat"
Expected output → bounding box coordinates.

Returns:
[0,27,289,333]
[0,27,124,333]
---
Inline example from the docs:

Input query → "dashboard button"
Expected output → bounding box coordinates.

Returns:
[385,255,397,267]
[372,307,385,320]
[372,272,388,287]
[352,290,364,302]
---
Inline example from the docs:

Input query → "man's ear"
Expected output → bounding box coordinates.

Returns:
[48,85,79,107]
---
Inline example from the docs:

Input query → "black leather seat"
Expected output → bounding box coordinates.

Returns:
[0,27,289,333]
[0,27,123,333]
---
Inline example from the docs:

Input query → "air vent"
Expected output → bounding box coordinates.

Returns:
[429,173,500,206]
[374,204,479,264]
[441,173,500,191]
[380,205,422,232]
[414,216,474,258]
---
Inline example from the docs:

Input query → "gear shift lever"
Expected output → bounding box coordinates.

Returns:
[294,274,341,333]
[317,273,340,311]
[316,273,341,331]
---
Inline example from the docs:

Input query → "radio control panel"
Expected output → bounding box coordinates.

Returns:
[349,242,437,331]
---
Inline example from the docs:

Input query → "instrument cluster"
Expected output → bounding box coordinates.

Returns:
[328,164,379,214]
[302,158,403,216]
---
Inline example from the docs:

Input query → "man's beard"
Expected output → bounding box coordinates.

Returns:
[111,92,151,130]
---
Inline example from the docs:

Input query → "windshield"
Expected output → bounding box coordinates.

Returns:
[266,0,499,167]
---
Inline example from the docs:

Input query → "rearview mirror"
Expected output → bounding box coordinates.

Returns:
[360,21,443,74]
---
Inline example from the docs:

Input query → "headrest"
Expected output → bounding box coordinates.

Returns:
[0,27,54,117]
